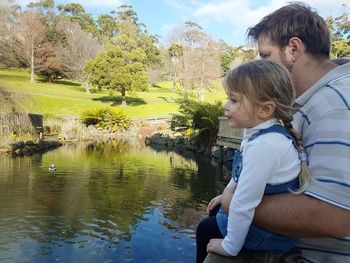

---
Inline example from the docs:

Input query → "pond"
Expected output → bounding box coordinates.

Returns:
[0,139,228,263]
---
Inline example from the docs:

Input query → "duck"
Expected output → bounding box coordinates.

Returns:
[49,164,57,172]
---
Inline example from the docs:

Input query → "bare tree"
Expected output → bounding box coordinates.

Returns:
[56,20,104,92]
[0,0,20,66]
[167,22,220,98]
[11,11,47,82]
[168,43,184,94]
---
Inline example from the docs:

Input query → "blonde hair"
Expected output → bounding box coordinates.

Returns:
[224,59,310,193]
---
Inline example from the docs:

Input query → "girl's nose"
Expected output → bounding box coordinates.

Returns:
[223,100,230,111]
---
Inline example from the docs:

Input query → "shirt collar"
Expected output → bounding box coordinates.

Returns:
[244,118,279,137]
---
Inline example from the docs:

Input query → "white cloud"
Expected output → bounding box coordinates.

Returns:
[188,0,348,43]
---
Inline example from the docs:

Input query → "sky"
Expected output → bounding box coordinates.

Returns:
[17,0,349,46]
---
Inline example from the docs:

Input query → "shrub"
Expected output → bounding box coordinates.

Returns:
[172,96,224,146]
[80,107,132,132]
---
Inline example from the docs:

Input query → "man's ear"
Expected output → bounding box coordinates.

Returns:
[258,101,276,119]
[288,37,304,62]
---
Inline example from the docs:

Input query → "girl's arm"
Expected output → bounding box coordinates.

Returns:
[207,179,236,214]
[221,141,280,256]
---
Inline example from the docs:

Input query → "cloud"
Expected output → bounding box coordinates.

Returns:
[194,0,347,23]
[189,0,348,43]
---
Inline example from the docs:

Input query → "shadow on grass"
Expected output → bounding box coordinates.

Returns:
[158,96,171,103]
[55,79,82,87]
[35,78,82,87]
[93,95,147,106]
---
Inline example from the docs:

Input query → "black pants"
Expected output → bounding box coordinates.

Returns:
[196,206,223,263]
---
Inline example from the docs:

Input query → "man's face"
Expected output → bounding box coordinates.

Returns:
[257,35,294,71]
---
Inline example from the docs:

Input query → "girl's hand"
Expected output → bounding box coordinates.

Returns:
[206,195,222,214]
[206,238,231,256]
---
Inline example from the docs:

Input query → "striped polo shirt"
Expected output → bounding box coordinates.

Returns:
[292,62,350,262]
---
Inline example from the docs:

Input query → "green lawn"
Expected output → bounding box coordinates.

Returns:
[0,68,227,118]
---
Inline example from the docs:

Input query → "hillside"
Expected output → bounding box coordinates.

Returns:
[0,68,226,119]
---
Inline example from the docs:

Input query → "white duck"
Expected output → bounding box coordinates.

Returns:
[49,164,57,172]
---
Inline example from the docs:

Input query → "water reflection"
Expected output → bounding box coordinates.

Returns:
[0,140,226,263]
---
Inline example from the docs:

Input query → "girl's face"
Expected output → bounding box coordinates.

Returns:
[224,92,262,129]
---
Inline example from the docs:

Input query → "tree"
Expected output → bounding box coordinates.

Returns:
[27,0,56,26]
[27,0,62,81]
[35,40,61,82]
[56,20,104,92]
[167,21,221,97]
[183,21,204,48]
[57,3,99,37]
[218,40,258,75]
[327,9,350,58]
[109,5,161,67]
[0,0,21,66]
[11,11,54,83]
[97,14,117,40]
[218,40,241,75]
[85,45,148,105]
[168,43,184,93]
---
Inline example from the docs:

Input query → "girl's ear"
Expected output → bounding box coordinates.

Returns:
[258,101,276,119]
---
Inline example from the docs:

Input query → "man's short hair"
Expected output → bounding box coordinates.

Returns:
[247,2,330,57]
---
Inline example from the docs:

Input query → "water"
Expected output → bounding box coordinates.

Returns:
[0,140,227,263]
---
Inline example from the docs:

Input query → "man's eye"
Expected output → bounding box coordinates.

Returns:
[260,53,269,59]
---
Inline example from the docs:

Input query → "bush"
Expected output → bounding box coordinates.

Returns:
[80,107,132,132]
[172,96,224,146]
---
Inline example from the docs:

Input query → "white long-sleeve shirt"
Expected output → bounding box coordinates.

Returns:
[221,118,301,256]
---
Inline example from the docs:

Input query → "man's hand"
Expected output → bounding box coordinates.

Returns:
[206,238,231,256]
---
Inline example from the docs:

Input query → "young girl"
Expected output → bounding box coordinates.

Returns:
[196,59,310,262]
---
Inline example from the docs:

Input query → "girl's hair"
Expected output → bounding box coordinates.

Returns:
[224,59,310,193]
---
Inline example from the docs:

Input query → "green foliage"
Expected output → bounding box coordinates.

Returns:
[97,14,117,40]
[113,5,161,66]
[218,40,257,76]
[172,96,224,146]
[331,40,350,58]
[327,11,350,58]
[57,3,99,37]
[168,43,184,58]
[80,107,132,132]
[84,45,148,104]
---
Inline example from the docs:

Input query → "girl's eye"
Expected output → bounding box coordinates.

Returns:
[228,97,237,103]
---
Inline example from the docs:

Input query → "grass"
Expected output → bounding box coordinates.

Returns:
[0,68,227,119]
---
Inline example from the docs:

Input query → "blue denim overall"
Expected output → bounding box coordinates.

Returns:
[216,124,300,254]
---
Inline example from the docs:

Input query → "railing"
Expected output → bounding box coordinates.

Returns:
[216,116,243,149]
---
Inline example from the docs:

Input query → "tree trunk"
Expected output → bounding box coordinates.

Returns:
[30,41,35,83]
[121,88,127,106]
[83,81,91,94]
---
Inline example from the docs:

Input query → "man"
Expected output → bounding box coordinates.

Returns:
[204,3,350,263]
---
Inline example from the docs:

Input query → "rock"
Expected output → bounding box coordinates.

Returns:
[10,141,25,151]
[3,139,62,156]
[25,140,35,146]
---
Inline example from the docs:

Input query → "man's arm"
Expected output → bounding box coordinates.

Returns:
[221,192,350,237]
[254,193,350,238]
